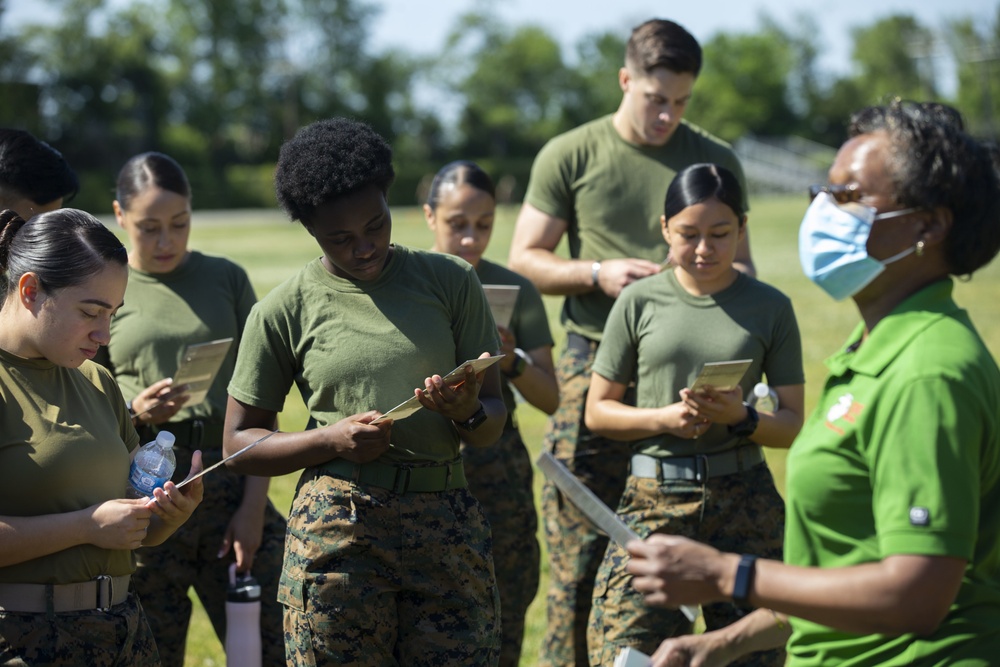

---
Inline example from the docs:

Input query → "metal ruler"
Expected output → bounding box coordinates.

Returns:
[537,452,698,622]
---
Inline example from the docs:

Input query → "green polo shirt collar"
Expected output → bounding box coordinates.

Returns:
[825,279,958,378]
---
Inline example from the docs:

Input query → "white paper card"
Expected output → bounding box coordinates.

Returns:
[689,359,752,392]
[372,355,505,424]
[483,284,520,329]
[171,338,234,407]
[614,647,652,667]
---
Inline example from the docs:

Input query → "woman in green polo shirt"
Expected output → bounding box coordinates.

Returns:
[0,207,203,665]
[624,100,1000,667]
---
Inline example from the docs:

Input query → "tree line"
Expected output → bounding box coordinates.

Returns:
[1,0,997,212]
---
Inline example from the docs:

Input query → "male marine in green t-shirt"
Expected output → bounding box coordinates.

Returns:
[508,18,755,667]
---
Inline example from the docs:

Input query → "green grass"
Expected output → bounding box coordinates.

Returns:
[120,197,1000,666]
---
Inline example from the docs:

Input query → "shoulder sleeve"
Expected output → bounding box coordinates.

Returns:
[510,276,554,352]
[227,294,298,413]
[447,260,502,362]
[870,376,982,560]
[761,291,804,387]
[591,287,640,384]
[524,134,577,222]
[231,262,257,335]
[86,361,140,453]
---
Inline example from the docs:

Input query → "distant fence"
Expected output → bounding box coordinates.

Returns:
[734,135,837,196]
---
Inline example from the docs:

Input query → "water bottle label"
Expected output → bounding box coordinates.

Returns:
[128,462,169,497]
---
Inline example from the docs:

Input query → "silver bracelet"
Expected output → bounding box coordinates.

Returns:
[591,261,601,288]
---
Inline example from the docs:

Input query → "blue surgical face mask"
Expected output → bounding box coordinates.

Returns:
[799,192,921,301]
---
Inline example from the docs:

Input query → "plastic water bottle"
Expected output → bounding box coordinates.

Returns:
[749,382,779,413]
[126,431,176,499]
[225,563,262,667]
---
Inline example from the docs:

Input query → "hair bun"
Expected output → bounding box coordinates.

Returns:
[0,208,28,270]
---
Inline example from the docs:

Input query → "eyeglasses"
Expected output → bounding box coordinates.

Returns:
[808,184,861,204]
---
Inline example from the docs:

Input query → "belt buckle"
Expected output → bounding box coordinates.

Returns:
[695,455,709,483]
[392,466,411,493]
[96,575,113,612]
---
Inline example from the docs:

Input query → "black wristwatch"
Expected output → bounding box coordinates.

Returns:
[504,349,530,379]
[728,402,759,437]
[455,403,488,431]
[732,554,758,608]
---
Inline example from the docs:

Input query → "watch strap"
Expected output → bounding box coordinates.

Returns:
[728,402,759,437]
[732,554,758,608]
[455,403,487,431]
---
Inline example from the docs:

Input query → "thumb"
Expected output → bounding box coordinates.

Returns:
[217,530,232,559]
[233,541,248,572]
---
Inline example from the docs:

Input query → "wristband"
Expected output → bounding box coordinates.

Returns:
[504,348,530,379]
[732,554,758,608]
[591,261,601,288]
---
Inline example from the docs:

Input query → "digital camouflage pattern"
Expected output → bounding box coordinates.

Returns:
[462,427,540,667]
[279,470,500,666]
[540,341,633,667]
[0,593,159,666]
[587,465,787,667]
[132,445,287,667]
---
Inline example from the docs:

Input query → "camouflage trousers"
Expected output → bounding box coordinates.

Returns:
[540,338,633,667]
[462,428,541,667]
[588,463,787,667]
[133,446,288,667]
[0,592,159,666]
[279,468,501,666]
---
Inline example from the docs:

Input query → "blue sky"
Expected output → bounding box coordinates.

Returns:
[5,0,994,93]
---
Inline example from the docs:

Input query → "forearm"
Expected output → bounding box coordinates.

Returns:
[224,428,333,476]
[585,399,668,441]
[0,511,90,567]
[509,364,559,415]
[238,475,272,514]
[708,608,791,662]
[744,556,963,636]
[749,408,803,449]
[510,250,597,296]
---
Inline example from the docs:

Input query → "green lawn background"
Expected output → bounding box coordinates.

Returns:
[105,196,999,666]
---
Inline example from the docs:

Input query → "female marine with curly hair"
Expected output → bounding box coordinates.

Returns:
[223,118,507,666]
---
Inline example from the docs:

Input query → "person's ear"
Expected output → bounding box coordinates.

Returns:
[660,214,670,244]
[18,272,43,311]
[112,200,126,229]
[619,67,631,93]
[423,204,436,230]
[919,206,953,249]
[738,215,748,242]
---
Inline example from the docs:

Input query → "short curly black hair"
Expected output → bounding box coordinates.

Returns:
[274,117,395,224]
[849,100,1000,277]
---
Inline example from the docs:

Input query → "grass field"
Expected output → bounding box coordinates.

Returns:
[106,196,1000,666]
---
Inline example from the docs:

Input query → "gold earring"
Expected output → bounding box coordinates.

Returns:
[915,240,925,257]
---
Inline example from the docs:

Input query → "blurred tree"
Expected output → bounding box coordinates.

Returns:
[848,14,938,103]
[21,0,171,173]
[948,9,1000,138]
[568,30,626,126]
[687,25,798,142]
[442,11,577,158]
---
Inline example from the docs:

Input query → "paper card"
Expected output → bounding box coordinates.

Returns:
[613,647,652,667]
[689,359,752,393]
[171,338,234,407]
[483,284,520,329]
[371,355,505,424]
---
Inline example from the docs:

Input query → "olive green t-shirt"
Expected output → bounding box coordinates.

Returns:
[525,115,748,341]
[0,350,139,584]
[98,251,256,423]
[228,245,501,464]
[476,258,554,419]
[593,270,803,458]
